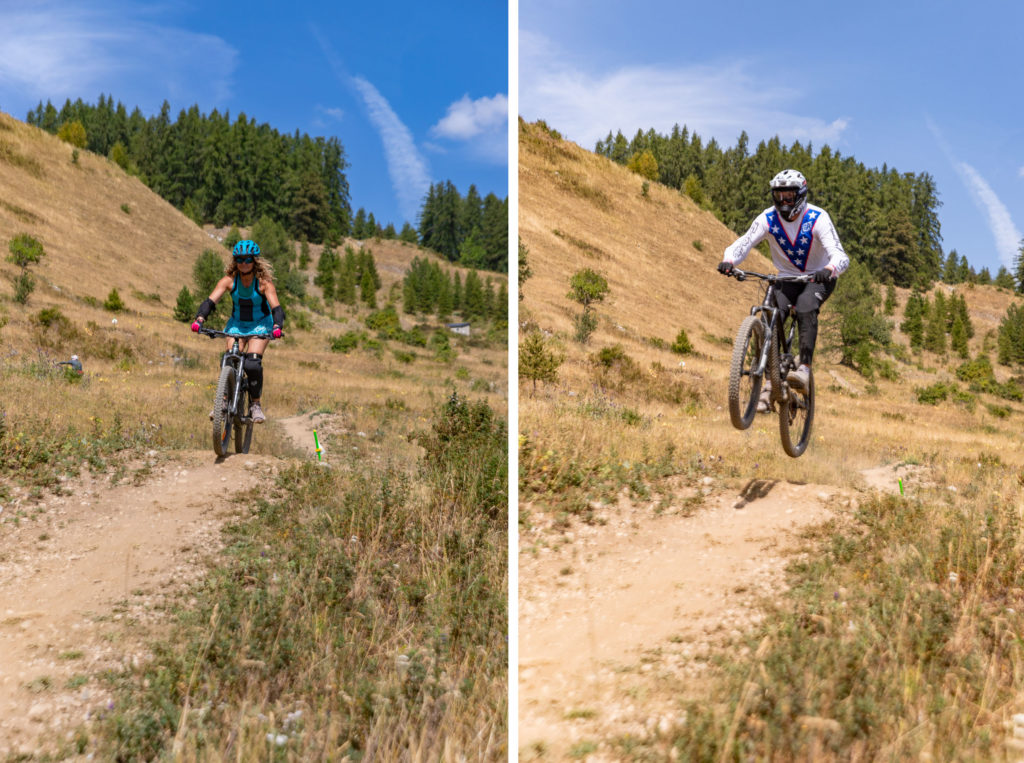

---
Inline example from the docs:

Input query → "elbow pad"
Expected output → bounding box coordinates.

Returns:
[272,305,285,327]
[196,298,217,320]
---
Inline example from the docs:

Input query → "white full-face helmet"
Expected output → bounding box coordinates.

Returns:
[769,169,808,221]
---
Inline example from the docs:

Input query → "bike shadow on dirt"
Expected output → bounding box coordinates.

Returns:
[734,478,780,509]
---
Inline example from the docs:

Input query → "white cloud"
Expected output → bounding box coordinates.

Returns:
[927,117,1022,268]
[432,94,507,139]
[519,31,848,151]
[0,4,235,113]
[429,94,508,165]
[351,76,431,222]
[956,162,1022,268]
[1019,165,1024,178]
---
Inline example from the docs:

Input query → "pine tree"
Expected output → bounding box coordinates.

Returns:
[951,313,969,358]
[1015,239,1024,293]
[884,282,897,315]
[827,259,891,374]
[519,331,562,395]
[353,208,368,239]
[924,293,947,354]
[998,303,1024,366]
[399,221,418,244]
[173,285,196,322]
[193,249,225,298]
[901,288,926,349]
[995,266,1015,289]
[359,267,377,308]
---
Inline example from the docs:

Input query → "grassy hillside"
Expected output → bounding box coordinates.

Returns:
[519,118,1024,759]
[0,109,507,759]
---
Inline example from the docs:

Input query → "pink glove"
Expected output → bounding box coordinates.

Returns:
[191,321,201,333]
[272,326,282,339]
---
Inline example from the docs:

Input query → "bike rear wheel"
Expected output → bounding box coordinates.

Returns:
[234,383,254,454]
[212,365,235,458]
[779,368,814,458]
[728,315,765,430]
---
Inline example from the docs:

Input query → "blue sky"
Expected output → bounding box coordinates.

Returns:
[520,0,1024,277]
[0,0,508,230]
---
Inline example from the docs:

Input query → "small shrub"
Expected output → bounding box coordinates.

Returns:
[33,307,68,329]
[12,272,34,304]
[330,331,362,353]
[671,328,693,355]
[429,329,455,362]
[365,306,402,339]
[519,331,562,394]
[986,403,1011,418]
[392,349,415,364]
[641,181,650,198]
[915,382,950,405]
[120,203,131,214]
[692,240,704,252]
[573,310,598,344]
[104,288,126,312]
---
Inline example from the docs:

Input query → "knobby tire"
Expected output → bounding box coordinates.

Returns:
[779,367,814,458]
[234,384,254,455]
[213,365,235,457]
[728,315,764,430]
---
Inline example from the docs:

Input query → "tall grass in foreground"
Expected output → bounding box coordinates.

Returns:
[659,460,1024,761]
[98,394,507,760]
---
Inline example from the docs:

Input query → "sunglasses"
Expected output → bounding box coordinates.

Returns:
[234,256,255,264]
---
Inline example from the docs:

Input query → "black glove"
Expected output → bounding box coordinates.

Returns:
[813,267,834,284]
[717,261,734,275]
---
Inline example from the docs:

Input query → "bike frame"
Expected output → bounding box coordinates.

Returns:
[733,269,812,398]
[198,328,278,421]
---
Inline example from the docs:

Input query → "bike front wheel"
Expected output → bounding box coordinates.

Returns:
[212,365,235,457]
[234,384,254,454]
[779,368,814,458]
[728,315,765,430]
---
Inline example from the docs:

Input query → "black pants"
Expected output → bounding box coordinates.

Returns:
[774,279,836,367]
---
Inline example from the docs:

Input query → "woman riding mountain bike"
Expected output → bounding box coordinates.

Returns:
[191,239,284,424]
[718,169,848,411]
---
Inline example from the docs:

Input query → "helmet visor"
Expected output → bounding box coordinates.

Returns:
[772,188,799,205]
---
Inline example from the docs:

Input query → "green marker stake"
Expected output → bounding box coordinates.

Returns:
[898,478,904,495]
[313,429,322,461]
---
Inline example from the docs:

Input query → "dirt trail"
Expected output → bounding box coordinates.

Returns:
[519,467,908,760]
[0,446,286,757]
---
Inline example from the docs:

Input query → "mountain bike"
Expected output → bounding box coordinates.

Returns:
[196,328,279,458]
[724,268,815,458]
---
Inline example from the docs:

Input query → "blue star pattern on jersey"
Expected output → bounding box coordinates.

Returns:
[765,208,820,271]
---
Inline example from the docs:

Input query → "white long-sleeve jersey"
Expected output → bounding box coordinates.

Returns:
[723,204,849,278]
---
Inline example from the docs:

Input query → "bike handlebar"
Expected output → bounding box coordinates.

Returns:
[725,268,813,284]
[195,327,282,340]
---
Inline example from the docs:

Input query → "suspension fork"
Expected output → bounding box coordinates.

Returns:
[747,285,781,378]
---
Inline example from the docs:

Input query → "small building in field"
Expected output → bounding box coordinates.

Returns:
[446,322,471,336]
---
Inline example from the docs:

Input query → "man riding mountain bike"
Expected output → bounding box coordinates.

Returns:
[717,169,849,411]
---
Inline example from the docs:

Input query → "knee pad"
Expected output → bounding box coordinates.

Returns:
[243,353,264,397]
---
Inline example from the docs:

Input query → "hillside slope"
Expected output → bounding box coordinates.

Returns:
[518,120,1024,760]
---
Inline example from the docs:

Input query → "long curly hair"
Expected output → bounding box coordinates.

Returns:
[225,255,275,285]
